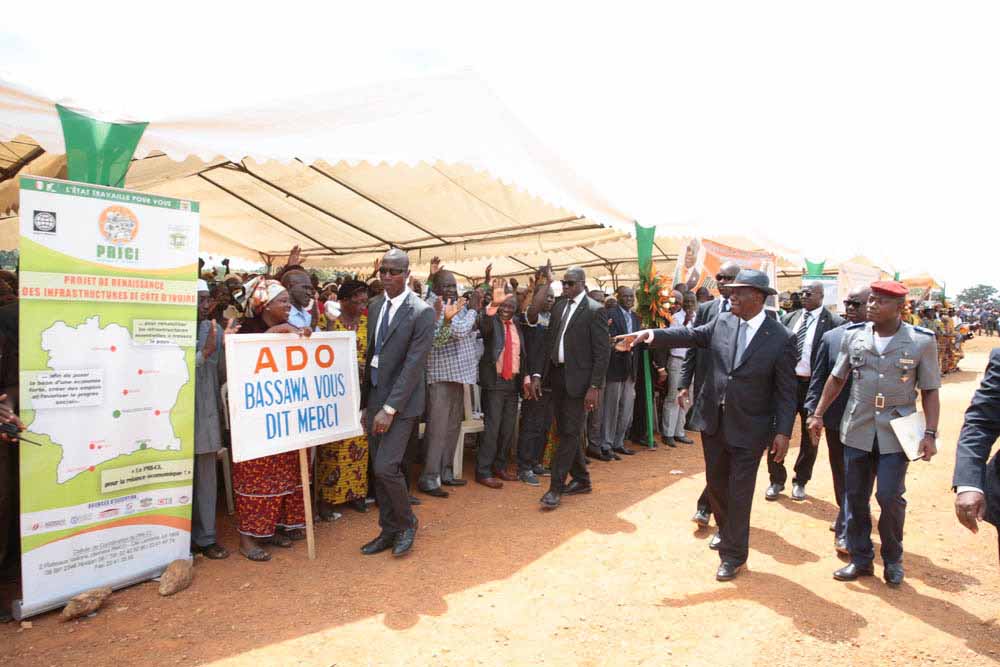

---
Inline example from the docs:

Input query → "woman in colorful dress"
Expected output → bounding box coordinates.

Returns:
[316,280,370,519]
[232,278,312,562]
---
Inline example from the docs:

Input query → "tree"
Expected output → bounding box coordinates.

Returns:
[957,284,997,304]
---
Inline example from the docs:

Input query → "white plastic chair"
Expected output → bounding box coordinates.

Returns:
[454,384,484,479]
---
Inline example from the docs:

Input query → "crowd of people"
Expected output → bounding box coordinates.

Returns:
[3,246,1000,622]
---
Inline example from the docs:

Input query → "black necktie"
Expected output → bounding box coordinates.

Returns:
[721,299,730,313]
[796,311,813,360]
[371,300,392,386]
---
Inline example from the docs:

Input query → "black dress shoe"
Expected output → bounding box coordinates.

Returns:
[408,495,422,505]
[392,524,417,557]
[835,536,849,555]
[708,532,722,550]
[442,478,468,486]
[692,508,711,526]
[586,446,611,461]
[833,562,874,581]
[675,435,695,445]
[615,447,636,456]
[419,486,449,498]
[884,562,905,587]
[540,491,561,509]
[564,479,593,495]
[361,532,397,555]
[610,451,622,461]
[716,561,742,581]
[764,483,783,501]
[662,436,677,448]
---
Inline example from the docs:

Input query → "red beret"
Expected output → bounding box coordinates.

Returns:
[870,280,908,297]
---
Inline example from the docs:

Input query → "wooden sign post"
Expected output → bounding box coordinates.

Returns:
[298,448,316,560]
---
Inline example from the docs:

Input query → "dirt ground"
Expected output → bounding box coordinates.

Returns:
[3,337,1000,667]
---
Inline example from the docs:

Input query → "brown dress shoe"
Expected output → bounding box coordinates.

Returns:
[493,466,518,482]
[476,476,504,489]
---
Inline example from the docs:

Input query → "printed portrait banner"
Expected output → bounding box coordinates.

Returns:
[16,176,198,619]
[224,332,363,463]
[672,238,779,304]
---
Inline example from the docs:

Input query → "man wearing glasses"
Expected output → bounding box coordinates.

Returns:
[360,250,436,558]
[680,261,740,529]
[804,286,870,555]
[767,281,843,502]
[529,266,611,510]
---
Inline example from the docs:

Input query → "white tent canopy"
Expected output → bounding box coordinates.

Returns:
[0,70,795,278]
[0,71,641,270]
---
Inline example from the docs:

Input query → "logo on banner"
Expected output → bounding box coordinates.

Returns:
[32,210,57,234]
[168,225,190,251]
[97,205,140,262]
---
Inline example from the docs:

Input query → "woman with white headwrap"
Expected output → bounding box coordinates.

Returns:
[230,278,312,561]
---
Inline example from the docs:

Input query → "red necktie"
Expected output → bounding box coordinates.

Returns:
[501,320,514,380]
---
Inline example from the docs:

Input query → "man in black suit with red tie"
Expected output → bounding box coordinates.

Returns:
[621,269,797,581]
[529,266,611,510]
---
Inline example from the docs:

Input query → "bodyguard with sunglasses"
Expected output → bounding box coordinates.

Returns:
[360,249,436,558]
[804,285,870,555]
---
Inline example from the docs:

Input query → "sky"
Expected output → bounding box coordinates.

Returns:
[2,1,999,293]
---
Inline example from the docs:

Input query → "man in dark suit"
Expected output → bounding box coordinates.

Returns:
[953,348,1000,561]
[680,261,740,526]
[805,285,870,554]
[476,282,527,488]
[517,285,556,485]
[767,280,844,502]
[602,286,641,457]
[622,269,797,581]
[530,266,611,510]
[360,249,436,558]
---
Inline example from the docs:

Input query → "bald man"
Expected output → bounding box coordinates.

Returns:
[530,266,611,509]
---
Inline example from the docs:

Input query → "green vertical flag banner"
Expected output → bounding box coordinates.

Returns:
[804,259,825,276]
[56,105,147,187]
[894,271,901,281]
[635,222,656,449]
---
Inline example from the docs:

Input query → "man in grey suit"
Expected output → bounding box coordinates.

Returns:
[767,281,844,501]
[360,249,436,558]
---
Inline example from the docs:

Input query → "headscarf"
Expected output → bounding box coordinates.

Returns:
[247,277,287,317]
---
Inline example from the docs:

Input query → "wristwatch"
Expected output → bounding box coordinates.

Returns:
[382,404,397,416]
[924,429,938,438]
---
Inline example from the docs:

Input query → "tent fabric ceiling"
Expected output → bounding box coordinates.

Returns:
[0,72,800,277]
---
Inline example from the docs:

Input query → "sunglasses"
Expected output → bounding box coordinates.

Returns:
[562,280,578,287]
[378,267,405,276]
[715,274,737,282]
[843,300,863,308]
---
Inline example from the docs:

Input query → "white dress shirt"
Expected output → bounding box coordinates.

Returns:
[793,306,825,377]
[375,287,411,340]
[557,291,586,364]
[668,310,690,358]
[738,308,768,355]
[372,288,411,415]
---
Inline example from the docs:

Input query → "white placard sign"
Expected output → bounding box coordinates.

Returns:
[224,332,363,462]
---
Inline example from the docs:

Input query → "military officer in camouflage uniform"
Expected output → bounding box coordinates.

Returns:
[808,281,941,587]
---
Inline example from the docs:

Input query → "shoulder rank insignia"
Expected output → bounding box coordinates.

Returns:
[845,322,865,330]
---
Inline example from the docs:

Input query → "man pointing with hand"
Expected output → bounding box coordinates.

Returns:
[619,269,797,581]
